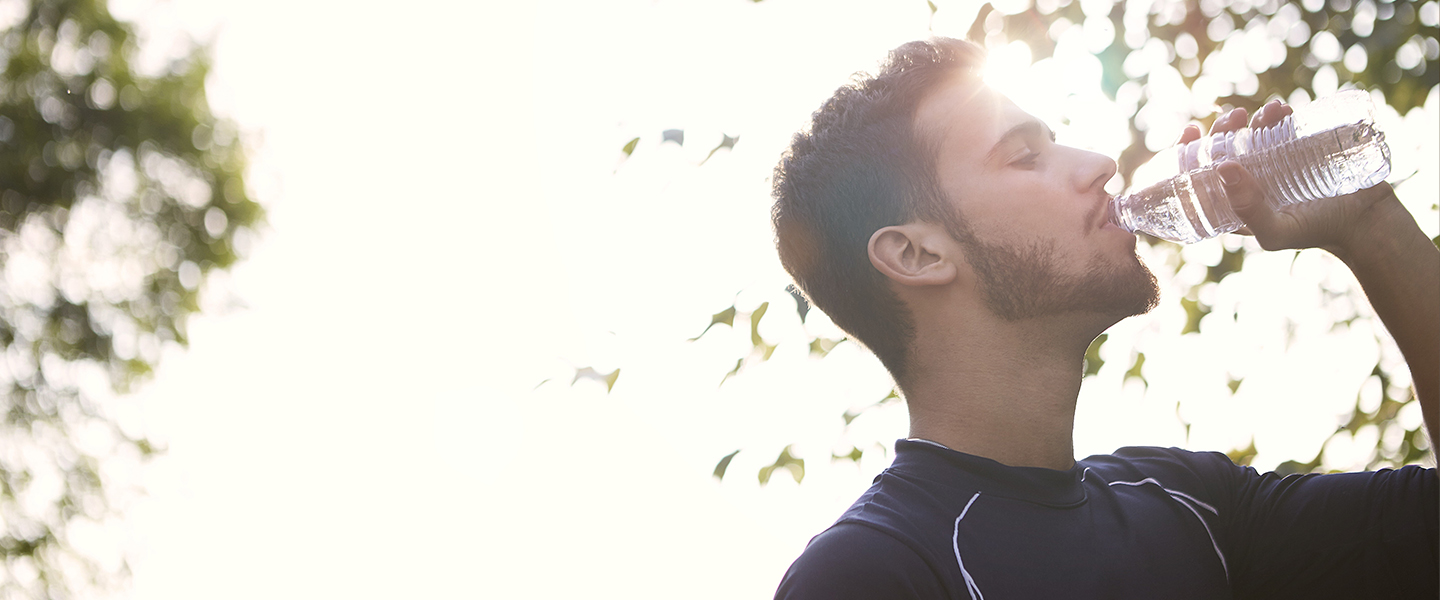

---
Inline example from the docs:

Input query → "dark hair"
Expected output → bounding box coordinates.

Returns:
[771,38,984,385]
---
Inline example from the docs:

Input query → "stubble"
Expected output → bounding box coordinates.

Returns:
[957,234,1159,322]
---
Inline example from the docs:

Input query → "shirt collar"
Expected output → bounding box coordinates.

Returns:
[889,438,1089,508]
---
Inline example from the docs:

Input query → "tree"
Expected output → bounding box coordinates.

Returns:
[599,0,1437,484]
[0,0,260,595]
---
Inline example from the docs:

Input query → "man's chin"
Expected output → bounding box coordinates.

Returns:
[1110,263,1160,319]
[965,238,1159,322]
[1076,260,1160,321]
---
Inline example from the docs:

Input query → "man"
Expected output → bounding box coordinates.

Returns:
[770,37,1438,599]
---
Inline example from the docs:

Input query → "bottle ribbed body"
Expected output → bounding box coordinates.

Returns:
[1111,90,1391,244]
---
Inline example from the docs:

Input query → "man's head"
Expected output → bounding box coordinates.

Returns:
[907,71,1160,324]
[771,37,1157,386]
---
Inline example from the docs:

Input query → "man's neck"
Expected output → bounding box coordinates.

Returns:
[902,313,1102,471]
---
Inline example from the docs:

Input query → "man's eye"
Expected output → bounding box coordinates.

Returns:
[1013,151,1040,167]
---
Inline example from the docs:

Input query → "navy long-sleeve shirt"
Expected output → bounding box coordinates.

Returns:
[776,439,1438,599]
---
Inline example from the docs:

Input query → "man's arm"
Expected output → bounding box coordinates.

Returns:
[1321,196,1438,449]
[1204,100,1439,450]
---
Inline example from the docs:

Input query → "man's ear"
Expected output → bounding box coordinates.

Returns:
[868,223,958,288]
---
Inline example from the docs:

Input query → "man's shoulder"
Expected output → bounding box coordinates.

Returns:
[1081,445,1242,484]
[772,461,987,600]
[1083,444,1235,466]
[774,522,948,600]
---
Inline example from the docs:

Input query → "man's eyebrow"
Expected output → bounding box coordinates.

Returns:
[984,120,1056,164]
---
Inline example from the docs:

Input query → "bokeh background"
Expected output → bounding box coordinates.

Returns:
[0,0,1435,597]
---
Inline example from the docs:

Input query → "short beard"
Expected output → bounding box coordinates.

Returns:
[958,235,1159,322]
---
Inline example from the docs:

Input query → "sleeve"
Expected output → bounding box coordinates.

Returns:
[774,523,947,600]
[1212,457,1438,599]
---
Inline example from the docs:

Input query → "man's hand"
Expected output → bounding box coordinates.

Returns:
[1181,98,1439,452]
[1176,99,1400,256]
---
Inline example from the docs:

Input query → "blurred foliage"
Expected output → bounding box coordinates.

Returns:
[572,366,621,392]
[616,129,741,167]
[1084,333,1108,376]
[689,297,779,387]
[979,0,1439,190]
[535,365,621,393]
[713,448,741,480]
[842,389,901,427]
[757,444,805,485]
[684,0,1436,484]
[0,0,261,596]
[699,133,740,165]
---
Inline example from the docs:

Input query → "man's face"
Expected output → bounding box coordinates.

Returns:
[913,77,1158,321]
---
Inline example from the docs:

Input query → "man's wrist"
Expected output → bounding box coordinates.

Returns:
[1321,188,1425,268]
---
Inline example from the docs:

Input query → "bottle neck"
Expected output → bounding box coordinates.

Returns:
[1106,195,1132,233]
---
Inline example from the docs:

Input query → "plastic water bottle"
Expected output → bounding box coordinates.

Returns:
[1109,90,1391,244]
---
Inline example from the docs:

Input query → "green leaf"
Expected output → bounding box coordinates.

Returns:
[1226,438,1258,467]
[1274,459,1319,476]
[699,133,739,165]
[571,367,621,393]
[808,336,844,357]
[1124,352,1146,385]
[749,301,770,347]
[927,0,938,15]
[1227,377,1242,394]
[689,305,737,341]
[1206,246,1245,283]
[842,389,900,425]
[748,302,778,361]
[832,446,864,463]
[713,449,741,480]
[719,358,744,388]
[620,136,640,157]
[758,445,805,485]
[787,285,811,322]
[1179,297,1209,335]
[1083,334,1107,377]
[965,3,994,44]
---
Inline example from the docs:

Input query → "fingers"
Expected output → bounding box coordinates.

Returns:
[1177,124,1202,146]
[1250,99,1293,129]
[1218,162,1282,246]
[1209,107,1248,135]
[1206,100,1295,137]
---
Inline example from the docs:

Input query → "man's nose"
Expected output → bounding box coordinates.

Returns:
[1073,149,1118,194]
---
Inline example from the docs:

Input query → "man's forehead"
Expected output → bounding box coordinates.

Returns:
[914,78,1027,159]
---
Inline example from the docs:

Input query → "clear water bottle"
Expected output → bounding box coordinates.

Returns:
[1109,90,1391,244]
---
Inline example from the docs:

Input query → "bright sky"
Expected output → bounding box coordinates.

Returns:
[76,0,1439,598]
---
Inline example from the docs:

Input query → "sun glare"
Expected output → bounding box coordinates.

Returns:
[983,41,1045,113]
[979,37,1133,171]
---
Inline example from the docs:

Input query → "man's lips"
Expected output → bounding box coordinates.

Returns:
[1096,195,1134,235]
[1088,194,1114,231]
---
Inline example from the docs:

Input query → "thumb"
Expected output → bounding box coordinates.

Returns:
[1218,162,1276,234]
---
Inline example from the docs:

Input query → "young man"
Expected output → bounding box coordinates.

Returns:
[770,37,1438,599]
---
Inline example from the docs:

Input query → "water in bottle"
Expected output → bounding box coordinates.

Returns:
[1109,90,1391,244]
